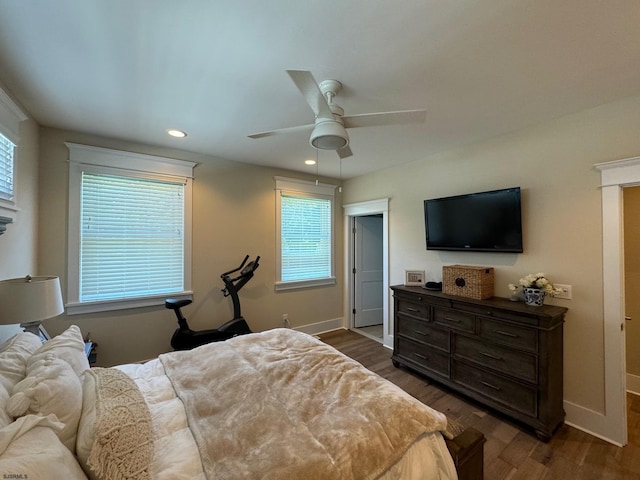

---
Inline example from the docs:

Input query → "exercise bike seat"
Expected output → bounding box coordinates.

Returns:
[165,298,192,310]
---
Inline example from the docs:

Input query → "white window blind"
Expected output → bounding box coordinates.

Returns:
[80,172,185,302]
[274,176,336,291]
[281,194,332,281]
[0,133,15,202]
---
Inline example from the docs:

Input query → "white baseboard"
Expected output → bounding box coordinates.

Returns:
[627,373,640,396]
[294,317,345,336]
[563,400,625,447]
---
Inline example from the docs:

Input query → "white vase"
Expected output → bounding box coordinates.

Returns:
[523,287,545,306]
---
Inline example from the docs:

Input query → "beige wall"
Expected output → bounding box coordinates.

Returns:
[624,186,640,379]
[343,93,640,415]
[0,86,40,342]
[8,81,640,416]
[37,128,343,366]
[0,120,39,278]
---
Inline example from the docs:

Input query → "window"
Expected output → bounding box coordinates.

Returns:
[67,143,196,314]
[0,87,26,218]
[275,177,336,291]
[0,133,15,203]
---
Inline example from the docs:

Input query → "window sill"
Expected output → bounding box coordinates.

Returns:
[66,291,193,315]
[275,277,336,292]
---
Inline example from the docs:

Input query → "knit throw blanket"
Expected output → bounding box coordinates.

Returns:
[159,329,450,480]
[85,368,153,480]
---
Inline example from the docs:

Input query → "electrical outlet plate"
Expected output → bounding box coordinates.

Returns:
[554,284,572,300]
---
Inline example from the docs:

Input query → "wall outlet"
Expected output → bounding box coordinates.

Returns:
[282,313,290,328]
[554,284,572,300]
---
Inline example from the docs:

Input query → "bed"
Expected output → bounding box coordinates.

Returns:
[0,325,484,480]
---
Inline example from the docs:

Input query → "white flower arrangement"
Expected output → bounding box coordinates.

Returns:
[508,272,563,296]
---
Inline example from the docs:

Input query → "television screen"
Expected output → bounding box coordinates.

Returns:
[424,187,523,253]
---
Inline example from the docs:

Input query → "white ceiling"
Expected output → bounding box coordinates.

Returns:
[0,0,639,179]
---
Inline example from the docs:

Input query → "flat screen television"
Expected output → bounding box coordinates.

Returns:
[424,187,523,253]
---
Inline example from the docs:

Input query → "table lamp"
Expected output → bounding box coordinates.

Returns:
[0,275,64,335]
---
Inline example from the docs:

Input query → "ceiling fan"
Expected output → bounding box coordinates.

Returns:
[248,70,426,159]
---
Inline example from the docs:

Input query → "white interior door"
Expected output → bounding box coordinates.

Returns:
[354,215,383,328]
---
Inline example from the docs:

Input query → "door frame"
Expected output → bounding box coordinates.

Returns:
[594,155,640,446]
[343,198,391,347]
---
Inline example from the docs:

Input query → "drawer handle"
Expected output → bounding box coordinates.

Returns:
[413,353,428,360]
[406,307,420,313]
[495,330,518,338]
[444,317,461,323]
[480,351,503,361]
[413,330,430,336]
[481,381,502,391]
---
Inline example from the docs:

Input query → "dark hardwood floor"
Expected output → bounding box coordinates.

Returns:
[319,329,640,480]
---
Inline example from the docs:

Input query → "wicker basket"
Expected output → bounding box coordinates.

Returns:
[442,265,494,300]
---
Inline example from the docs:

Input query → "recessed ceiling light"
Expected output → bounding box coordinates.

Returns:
[304,159,316,165]
[167,129,187,138]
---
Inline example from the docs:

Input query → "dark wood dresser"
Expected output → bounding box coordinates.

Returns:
[391,285,567,441]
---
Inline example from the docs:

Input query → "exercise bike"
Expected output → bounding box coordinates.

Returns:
[165,255,260,350]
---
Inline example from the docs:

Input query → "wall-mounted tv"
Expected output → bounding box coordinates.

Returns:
[424,187,523,253]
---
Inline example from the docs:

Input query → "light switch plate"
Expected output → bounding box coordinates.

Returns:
[554,284,572,300]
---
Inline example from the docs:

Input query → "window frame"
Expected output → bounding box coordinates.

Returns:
[274,176,337,291]
[66,143,196,314]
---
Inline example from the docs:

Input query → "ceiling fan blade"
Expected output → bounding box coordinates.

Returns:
[336,145,353,159]
[342,109,426,129]
[248,123,314,139]
[286,70,334,120]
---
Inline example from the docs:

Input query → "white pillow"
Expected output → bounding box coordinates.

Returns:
[0,419,87,479]
[0,332,42,392]
[7,355,83,452]
[29,325,89,376]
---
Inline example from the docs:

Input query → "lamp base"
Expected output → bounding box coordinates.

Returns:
[20,321,41,336]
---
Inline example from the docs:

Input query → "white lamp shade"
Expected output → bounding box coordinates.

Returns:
[0,276,64,325]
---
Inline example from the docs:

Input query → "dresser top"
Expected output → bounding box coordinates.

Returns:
[391,284,568,319]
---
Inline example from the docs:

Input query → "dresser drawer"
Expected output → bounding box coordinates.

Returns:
[397,300,430,319]
[454,335,537,383]
[453,361,537,417]
[397,338,450,377]
[398,316,450,351]
[478,317,537,353]
[433,308,475,334]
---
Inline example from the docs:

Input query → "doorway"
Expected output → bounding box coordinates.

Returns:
[596,156,640,447]
[353,214,383,340]
[623,186,640,444]
[343,198,391,347]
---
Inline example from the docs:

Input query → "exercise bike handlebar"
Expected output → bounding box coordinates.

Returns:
[221,255,260,298]
[221,255,250,278]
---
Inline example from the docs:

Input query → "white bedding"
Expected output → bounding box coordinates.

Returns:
[0,327,458,480]
[116,329,458,480]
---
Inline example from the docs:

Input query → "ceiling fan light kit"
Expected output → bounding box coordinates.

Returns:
[310,120,349,150]
[248,70,426,160]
